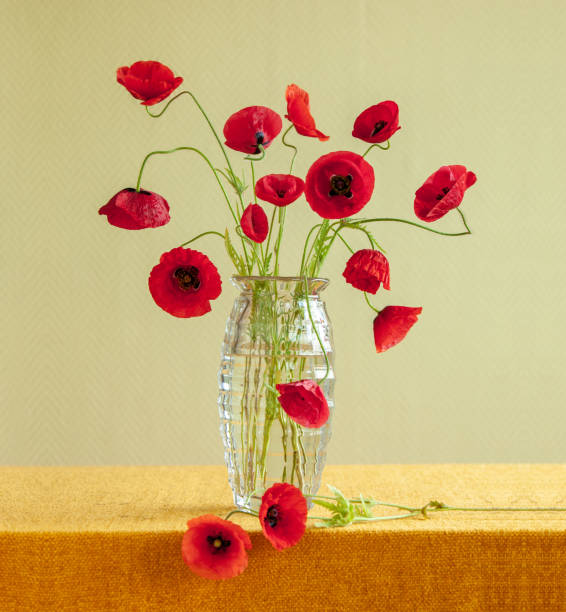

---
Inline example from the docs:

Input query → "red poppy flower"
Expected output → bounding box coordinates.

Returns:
[255,174,305,207]
[240,204,269,243]
[259,483,308,550]
[148,247,222,318]
[116,61,183,106]
[373,306,422,353]
[352,101,401,143]
[414,165,477,222]
[98,188,170,230]
[305,151,375,219]
[276,380,329,429]
[285,84,329,141]
[182,514,252,580]
[223,106,282,155]
[343,250,390,294]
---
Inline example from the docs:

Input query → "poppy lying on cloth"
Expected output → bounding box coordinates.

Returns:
[116,60,183,106]
[414,165,477,222]
[148,247,222,318]
[255,174,305,207]
[305,151,375,219]
[285,84,329,141]
[373,306,422,353]
[276,380,329,428]
[241,204,269,243]
[182,515,252,580]
[352,100,401,143]
[343,249,390,294]
[223,106,282,155]
[259,483,308,550]
[98,188,170,230]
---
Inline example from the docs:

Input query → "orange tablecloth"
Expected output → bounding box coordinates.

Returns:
[1,465,565,611]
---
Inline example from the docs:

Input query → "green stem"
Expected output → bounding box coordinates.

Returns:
[357,217,471,237]
[245,144,265,161]
[250,160,257,203]
[299,223,323,277]
[282,124,298,173]
[456,207,471,233]
[303,276,330,383]
[273,208,286,275]
[364,292,380,314]
[264,206,278,262]
[362,140,391,157]
[179,231,224,247]
[223,508,258,521]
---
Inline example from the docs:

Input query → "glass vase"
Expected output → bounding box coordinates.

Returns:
[218,276,335,510]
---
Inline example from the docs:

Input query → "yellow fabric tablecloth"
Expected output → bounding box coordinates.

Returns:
[1,465,565,611]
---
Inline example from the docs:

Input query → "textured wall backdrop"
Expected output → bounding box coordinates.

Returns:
[2,0,566,465]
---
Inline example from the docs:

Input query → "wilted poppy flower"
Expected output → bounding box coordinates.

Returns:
[305,151,375,219]
[116,60,183,106]
[343,250,390,294]
[352,100,401,143]
[223,106,282,155]
[240,204,269,243]
[98,188,170,230]
[285,84,329,141]
[276,380,329,428]
[182,514,252,580]
[148,247,222,318]
[414,165,477,222]
[259,483,308,551]
[255,174,305,207]
[373,306,422,353]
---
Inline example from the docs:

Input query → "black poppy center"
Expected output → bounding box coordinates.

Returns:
[436,186,451,201]
[329,174,353,199]
[207,534,231,554]
[276,189,286,198]
[254,131,266,154]
[174,266,201,292]
[265,505,280,528]
[370,120,387,137]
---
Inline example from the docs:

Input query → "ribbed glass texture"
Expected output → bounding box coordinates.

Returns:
[218,276,335,510]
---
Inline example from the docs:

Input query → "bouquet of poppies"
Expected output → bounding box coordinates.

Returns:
[99,60,477,579]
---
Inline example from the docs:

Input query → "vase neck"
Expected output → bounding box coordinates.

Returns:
[231,276,329,295]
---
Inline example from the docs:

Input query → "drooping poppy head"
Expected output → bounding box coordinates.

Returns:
[223,106,282,155]
[373,306,422,353]
[352,101,401,143]
[259,483,308,550]
[148,247,222,318]
[285,84,329,141]
[255,174,305,207]
[343,250,390,295]
[305,151,375,219]
[276,380,329,429]
[414,165,477,222]
[98,188,170,230]
[240,204,269,243]
[116,61,183,106]
[182,514,252,580]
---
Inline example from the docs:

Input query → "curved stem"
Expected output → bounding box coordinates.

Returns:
[223,508,258,521]
[303,276,330,383]
[282,124,298,173]
[331,228,355,254]
[362,140,391,157]
[456,207,471,233]
[358,217,471,237]
[179,230,224,247]
[244,144,265,161]
[364,292,380,314]
[299,223,323,277]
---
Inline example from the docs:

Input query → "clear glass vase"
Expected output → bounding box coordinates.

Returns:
[218,276,335,510]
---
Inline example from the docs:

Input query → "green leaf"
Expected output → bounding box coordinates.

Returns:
[311,499,340,513]
[224,229,246,274]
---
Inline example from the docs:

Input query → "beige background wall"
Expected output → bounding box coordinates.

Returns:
[2,0,566,465]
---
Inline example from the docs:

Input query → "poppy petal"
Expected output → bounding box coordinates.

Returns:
[373,306,422,353]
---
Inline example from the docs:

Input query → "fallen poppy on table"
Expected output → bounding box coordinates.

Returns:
[148,247,222,318]
[276,380,329,429]
[373,306,422,353]
[343,249,390,294]
[240,204,269,243]
[255,174,305,207]
[182,514,252,580]
[305,151,375,219]
[352,100,401,143]
[285,84,329,141]
[116,60,183,106]
[414,165,477,222]
[223,106,282,155]
[98,188,170,230]
[259,483,308,550]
